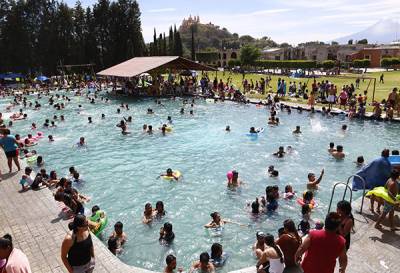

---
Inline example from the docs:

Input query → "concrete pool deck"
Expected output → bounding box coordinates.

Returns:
[0,154,156,273]
[0,156,399,273]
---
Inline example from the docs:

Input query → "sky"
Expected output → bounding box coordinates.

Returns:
[67,0,400,44]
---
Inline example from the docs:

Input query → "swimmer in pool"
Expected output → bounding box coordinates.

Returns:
[189,252,215,273]
[293,126,302,134]
[142,124,147,131]
[307,169,324,190]
[225,126,230,132]
[342,124,347,131]
[167,116,173,124]
[355,156,365,167]
[227,170,242,187]
[328,142,336,153]
[124,116,132,123]
[159,168,179,181]
[249,127,261,133]
[147,125,153,134]
[77,137,86,148]
[273,146,285,158]
[204,212,241,228]
[142,203,156,224]
[101,114,105,119]
[331,145,345,159]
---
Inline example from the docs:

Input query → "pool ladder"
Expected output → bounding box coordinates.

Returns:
[327,175,366,214]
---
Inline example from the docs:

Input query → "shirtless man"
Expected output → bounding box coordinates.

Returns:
[189,252,215,273]
[331,145,345,159]
[375,170,400,231]
[307,169,324,190]
[164,255,177,273]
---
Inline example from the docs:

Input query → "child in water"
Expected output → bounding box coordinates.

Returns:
[159,168,179,181]
[283,185,295,199]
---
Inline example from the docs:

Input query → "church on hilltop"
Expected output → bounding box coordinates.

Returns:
[181,15,200,29]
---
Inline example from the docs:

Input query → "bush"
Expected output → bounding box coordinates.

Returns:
[381,57,400,69]
[352,59,370,68]
[322,60,335,69]
[196,52,219,63]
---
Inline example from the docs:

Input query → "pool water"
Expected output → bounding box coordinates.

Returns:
[2,92,400,272]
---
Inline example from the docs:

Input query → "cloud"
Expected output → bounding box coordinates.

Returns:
[244,8,292,16]
[147,8,176,13]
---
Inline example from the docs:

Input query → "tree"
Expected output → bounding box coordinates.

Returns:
[331,41,338,45]
[162,33,167,55]
[152,28,158,56]
[174,25,183,56]
[322,60,335,69]
[168,26,174,55]
[353,59,370,72]
[348,39,353,45]
[240,45,260,66]
[357,39,368,44]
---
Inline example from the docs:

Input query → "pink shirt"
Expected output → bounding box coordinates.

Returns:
[3,248,32,273]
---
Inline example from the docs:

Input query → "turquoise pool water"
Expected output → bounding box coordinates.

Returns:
[2,92,400,272]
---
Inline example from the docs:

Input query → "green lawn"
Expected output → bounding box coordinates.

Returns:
[205,70,399,108]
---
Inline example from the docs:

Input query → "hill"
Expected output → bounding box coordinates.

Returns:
[335,19,400,44]
[178,15,277,53]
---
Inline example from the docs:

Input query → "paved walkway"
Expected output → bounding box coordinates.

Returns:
[0,153,155,273]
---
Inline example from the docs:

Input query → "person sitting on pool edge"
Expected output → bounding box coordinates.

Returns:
[159,168,179,181]
[159,222,175,244]
[189,252,215,273]
[273,146,285,158]
[307,168,324,190]
[331,145,345,159]
[293,125,302,134]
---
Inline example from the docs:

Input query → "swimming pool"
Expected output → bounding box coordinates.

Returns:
[2,92,400,272]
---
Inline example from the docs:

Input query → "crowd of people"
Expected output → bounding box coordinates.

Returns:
[0,74,399,273]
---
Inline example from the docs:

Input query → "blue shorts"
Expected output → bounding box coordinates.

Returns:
[383,201,394,214]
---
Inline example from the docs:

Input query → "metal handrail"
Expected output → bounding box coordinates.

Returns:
[327,182,353,213]
[343,175,367,214]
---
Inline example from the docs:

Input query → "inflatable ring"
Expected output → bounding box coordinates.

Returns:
[366,186,400,205]
[89,210,108,237]
[26,155,38,163]
[165,127,173,132]
[297,198,316,209]
[162,171,181,181]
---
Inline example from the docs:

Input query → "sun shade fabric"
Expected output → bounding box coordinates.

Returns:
[97,56,216,78]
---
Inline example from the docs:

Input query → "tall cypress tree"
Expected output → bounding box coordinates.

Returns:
[158,33,162,56]
[153,28,158,56]
[162,33,167,55]
[168,26,174,55]
[174,29,183,57]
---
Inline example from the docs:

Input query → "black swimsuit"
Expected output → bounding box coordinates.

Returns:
[67,233,93,266]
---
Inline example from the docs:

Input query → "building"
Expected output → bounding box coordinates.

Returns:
[350,46,400,67]
[196,48,240,67]
[262,43,368,63]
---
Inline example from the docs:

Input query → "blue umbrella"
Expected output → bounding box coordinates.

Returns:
[36,75,49,81]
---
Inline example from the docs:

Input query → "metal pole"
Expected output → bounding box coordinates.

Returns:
[372,78,376,103]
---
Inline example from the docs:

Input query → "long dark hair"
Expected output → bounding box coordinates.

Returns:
[283,219,301,243]
[265,233,284,263]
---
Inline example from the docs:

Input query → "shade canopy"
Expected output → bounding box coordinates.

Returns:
[35,75,49,81]
[97,56,216,78]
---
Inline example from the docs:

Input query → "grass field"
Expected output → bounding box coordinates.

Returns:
[206,70,399,109]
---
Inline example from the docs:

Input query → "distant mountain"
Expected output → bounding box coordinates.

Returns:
[335,19,400,45]
[178,16,277,53]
